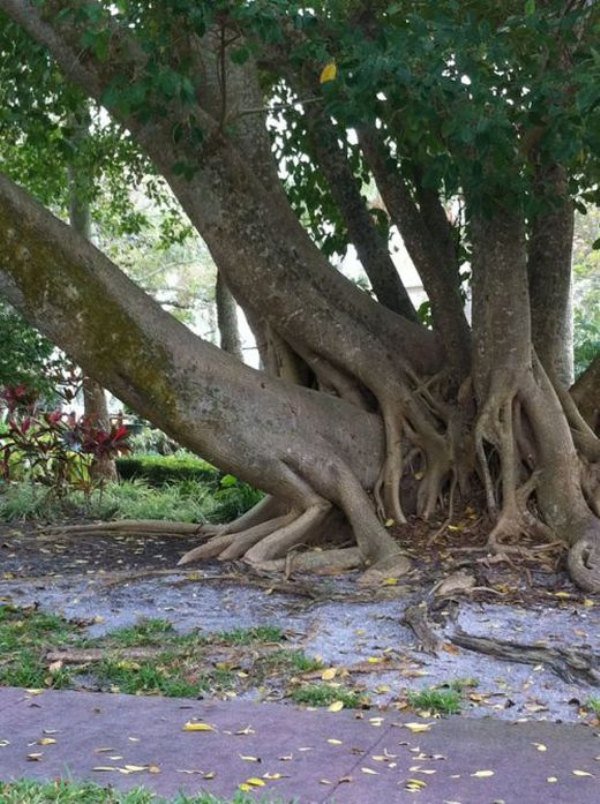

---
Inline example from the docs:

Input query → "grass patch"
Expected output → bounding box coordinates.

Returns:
[211,625,284,645]
[108,619,176,647]
[407,687,461,715]
[585,697,600,715]
[0,779,280,803]
[0,609,358,711]
[0,605,80,689]
[290,684,367,709]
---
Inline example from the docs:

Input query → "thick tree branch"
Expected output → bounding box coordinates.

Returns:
[302,106,418,321]
[357,124,471,378]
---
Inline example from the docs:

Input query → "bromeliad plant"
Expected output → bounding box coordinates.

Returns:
[0,384,130,497]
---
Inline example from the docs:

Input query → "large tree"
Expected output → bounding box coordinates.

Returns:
[0,1,598,590]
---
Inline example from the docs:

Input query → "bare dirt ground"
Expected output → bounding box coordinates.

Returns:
[1,519,599,724]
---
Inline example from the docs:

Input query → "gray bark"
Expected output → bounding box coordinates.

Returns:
[67,107,117,482]
[528,164,575,386]
[215,270,243,361]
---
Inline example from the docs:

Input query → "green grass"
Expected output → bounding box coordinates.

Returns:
[211,625,284,645]
[290,684,367,708]
[0,476,262,525]
[0,605,80,688]
[0,780,287,803]
[585,697,600,715]
[0,610,314,703]
[407,687,461,715]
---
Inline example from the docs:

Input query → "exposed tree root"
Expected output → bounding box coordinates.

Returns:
[255,546,363,575]
[402,602,442,655]
[42,520,204,536]
[567,529,600,594]
[449,628,600,686]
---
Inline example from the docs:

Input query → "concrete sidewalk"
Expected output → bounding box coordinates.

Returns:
[0,687,598,802]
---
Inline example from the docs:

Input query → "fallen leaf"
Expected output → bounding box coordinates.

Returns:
[27,753,43,761]
[48,660,63,674]
[148,764,161,774]
[572,770,594,777]
[263,772,284,780]
[533,742,547,752]
[123,764,148,772]
[239,783,252,792]
[361,767,378,775]
[327,738,343,745]
[382,577,398,585]
[244,777,266,787]
[405,778,427,790]
[470,770,494,778]
[404,722,433,733]
[93,766,117,772]
[235,725,255,735]
[319,62,337,84]
[183,721,215,732]
[239,754,260,762]
[328,701,344,712]
[547,776,558,783]
[37,738,56,746]
[321,668,337,681]
[0,740,10,748]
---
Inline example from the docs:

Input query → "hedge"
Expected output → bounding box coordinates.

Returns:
[116,454,220,486]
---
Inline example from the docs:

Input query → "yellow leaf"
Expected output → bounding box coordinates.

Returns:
[239,783,252,792]
[183,721,214,732]
[319,62,337,84]
[554,591,571,599]
[239,754,260,762]
[470,769,495,777]
[25,689,44,695]
[382,577,398,586]
[328,701,344,712]
[245,777,266,787]
[327,739,343,745]
[367,657,382,664]
[123,765,147,772]
[321,668,337,681]
[405,778,427,789]
[583,599,594,607]
[203,771,215,779]
[572,770,594,777]
[533,742,547,752]
[37,738,56,746]
[384,519,395,527]
[404,722,432,733]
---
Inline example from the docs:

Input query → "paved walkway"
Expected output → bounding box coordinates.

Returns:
[0,687,598,802]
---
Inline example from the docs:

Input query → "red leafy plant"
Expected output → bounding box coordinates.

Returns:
[1,385,130,498]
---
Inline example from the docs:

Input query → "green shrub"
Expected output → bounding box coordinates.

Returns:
[116,453,219,486]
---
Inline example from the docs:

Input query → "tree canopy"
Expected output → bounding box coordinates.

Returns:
[0,1,599,591]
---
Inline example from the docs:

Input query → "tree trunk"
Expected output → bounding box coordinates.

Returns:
[0,171,408,578]
[81,376,118,483]
[0,0,598,593]
[528,164,575,386]
[215,270,243,361]
[67,106,117,482]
